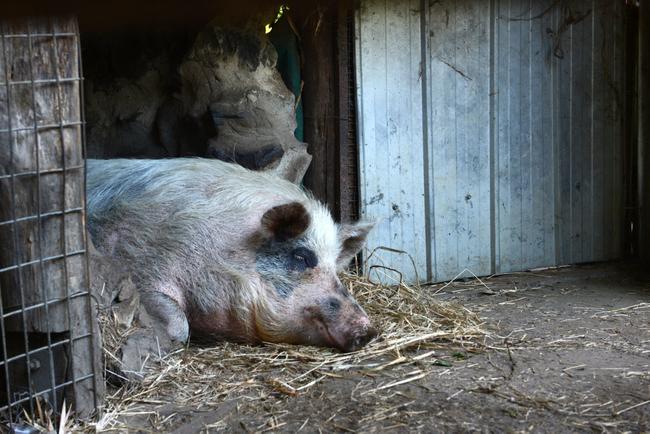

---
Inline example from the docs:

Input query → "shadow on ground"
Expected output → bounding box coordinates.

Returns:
[116,263,650,433]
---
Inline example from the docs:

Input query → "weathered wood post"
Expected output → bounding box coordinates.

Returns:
[0,16,103,419]
[640,0,650,263]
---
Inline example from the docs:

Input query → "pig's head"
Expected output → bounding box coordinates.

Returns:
[250,201,376,352]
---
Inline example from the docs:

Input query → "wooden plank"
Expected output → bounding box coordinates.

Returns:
[519,0,533,270]
[0,16,102,417]
[505,0,522,271]
[594,0,606,260]
[0,18,85,332]
[473,1,492,276]
[298,1,365,225]
[408,0,428,279]
[357,0,427,283]
[426,0,491,281]
[454,2,470,276]
[298,0,338,212]
[385,0,426,279]
[591,0,605,261]
[491,0,501,272]
[496,0,521,272]
[517,0,557,270]
[336,2,360,223]
[461,1,487,276]
[429,0,459,280]
[533,0,556,267]
[640,0,650,264]
[569,0,590,263]
[596,0,624,261]
[457,1,491,277]
[555,2,573,265]
[581,6,594,261]
[611,0,624,259]
[359,0,390,279]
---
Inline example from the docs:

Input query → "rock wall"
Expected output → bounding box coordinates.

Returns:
[83,21,311,183]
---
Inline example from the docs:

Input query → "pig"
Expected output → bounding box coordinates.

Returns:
[86,158,376,352]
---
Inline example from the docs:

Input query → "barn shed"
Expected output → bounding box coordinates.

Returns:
[356,0,646,284]
[0,0,649,431]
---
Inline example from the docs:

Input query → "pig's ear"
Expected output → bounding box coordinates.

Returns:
[261,202,311,241]
[336,221,374,269]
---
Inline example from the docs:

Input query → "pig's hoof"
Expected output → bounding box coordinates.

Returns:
[166,318,189,344]
[139,290,190,344]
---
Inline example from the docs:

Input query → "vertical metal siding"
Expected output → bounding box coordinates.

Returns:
[494,0,559,273]
[356,0,625,283]
[356,0,428,283]
[427,1,492,281]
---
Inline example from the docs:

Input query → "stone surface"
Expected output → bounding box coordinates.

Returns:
[83,22,311,183]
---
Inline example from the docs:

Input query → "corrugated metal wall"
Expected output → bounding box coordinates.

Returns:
[356,0,625,283]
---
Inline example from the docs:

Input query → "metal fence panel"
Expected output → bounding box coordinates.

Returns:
[0,16,102,423]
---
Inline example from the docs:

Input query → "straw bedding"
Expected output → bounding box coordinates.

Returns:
[91,272,487,431]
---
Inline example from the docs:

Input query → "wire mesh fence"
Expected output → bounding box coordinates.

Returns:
[0,15,102,425]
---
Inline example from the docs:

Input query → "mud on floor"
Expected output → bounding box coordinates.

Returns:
[103,263,650,433]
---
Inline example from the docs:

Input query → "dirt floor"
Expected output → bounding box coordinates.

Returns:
[111,263,650,433]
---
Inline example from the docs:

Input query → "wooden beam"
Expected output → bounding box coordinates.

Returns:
[639,1,650,263]
[295,0,359,223]
[0,16,103,418]
[295,1,339,216]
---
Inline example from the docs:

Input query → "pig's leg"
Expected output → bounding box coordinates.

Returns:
[140,291,189,343]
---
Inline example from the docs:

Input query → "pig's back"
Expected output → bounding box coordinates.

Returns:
[86,158,312,261]
[87,158,308,219]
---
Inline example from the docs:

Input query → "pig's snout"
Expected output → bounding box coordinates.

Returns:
[306,298,377,352]
[344,325,378,353]
[337,309,377,352]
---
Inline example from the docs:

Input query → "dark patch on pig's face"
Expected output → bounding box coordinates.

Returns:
[289,246,318,270]
[322,297,341,320]
[255,239,319,298]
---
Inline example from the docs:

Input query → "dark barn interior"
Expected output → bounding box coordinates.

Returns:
[1,0,650,431]
[75,0,360,223]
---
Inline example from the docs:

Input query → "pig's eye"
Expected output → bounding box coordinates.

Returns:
[289,247,318,270]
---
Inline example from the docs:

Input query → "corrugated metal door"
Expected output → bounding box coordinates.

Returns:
[356,0,625,283]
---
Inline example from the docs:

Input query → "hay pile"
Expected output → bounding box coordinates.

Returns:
[93,272,487,431]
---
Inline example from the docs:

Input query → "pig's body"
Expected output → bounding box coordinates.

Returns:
[87,158,375,351]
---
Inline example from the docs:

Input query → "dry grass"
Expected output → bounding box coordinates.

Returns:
[97,298,141,385]
[14,397,80,434]
[15,265,648,432]
[91,272,487,431]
